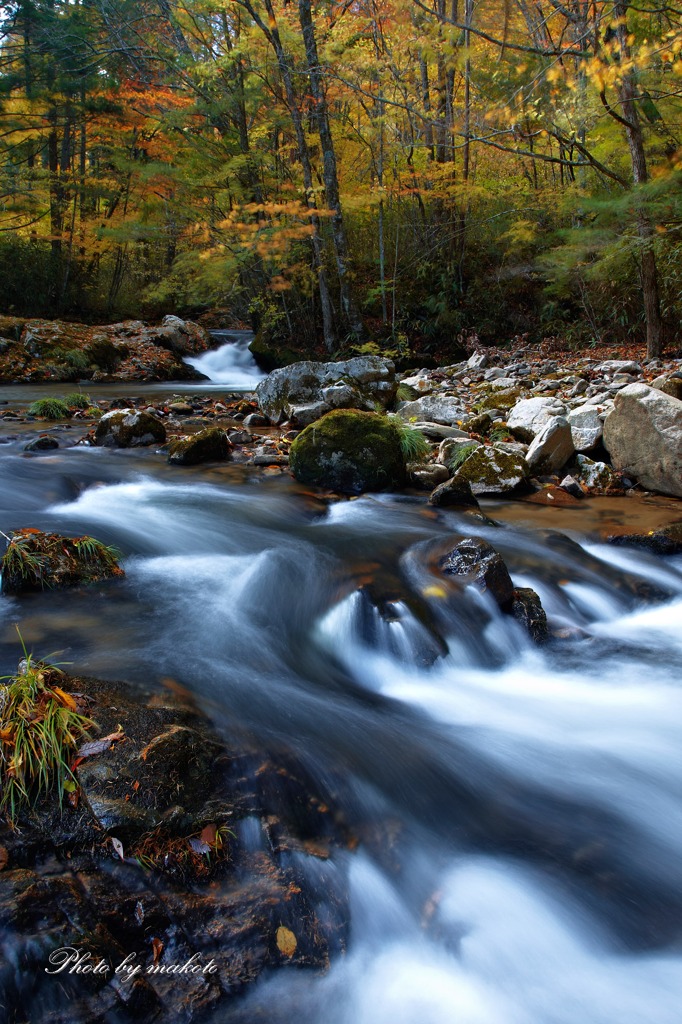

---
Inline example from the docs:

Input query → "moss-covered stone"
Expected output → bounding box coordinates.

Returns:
[168,427,232,466]
[289,409,406,494]
[452,444,528,495]
[1,529,124,594]
[94,408,166,448]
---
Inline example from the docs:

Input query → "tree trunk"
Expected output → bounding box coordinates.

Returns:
[613,0,663,360]
[260,0,336,351]
[297,0,365,341]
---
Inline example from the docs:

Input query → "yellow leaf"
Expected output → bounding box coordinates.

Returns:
[276,926,297,957]
[52,687,78,711]
[422,585,447,599]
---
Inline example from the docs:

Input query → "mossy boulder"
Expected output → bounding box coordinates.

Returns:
[289,409,406,494]
[1,529,124,595]
[94,408,166,448]
[451,444,529,495]
[168,427,232,466]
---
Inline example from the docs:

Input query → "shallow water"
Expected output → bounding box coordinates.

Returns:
[0,409,681,1023]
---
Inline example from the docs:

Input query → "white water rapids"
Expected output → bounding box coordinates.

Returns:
[0,441,681,1023]
[186,330,266,388]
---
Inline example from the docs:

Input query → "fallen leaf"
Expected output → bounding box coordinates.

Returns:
[276,926,297,957]
[151,937,164,964]
[110,837,124,861]
[52,689,77,711]
[77,731,125,758]
[188,837,211,855]
[0,846,8,871]
[200,823,217,848]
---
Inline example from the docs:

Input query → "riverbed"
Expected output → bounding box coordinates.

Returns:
[1,357,681,1023]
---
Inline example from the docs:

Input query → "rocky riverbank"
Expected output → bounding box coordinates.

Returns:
[0,316,211,384]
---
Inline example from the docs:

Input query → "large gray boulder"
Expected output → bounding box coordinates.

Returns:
[526,416,575,475]
[567,405,603,452]
[602,383,682,497]
[507,397,567,442]
[256,356,396,424]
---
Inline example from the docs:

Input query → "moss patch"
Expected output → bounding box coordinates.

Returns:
[168,427,232,466]
[290,409,406,494]
[94,409,166,448]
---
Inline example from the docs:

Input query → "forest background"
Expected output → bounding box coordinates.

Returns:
[0,0,680,364]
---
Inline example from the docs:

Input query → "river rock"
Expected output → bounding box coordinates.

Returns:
[395,394,465,425]
[597,360,642,376]
[24,434,59,451]
[607,522,682,556]
[526,416,575,474]
[408,462,450,490]
[428,476,481,509]
[168,427,232,466]
[439,537,514,609]
[567,405,603,452]
[574,455,622,493]
[94,408,166,447]
[256,357,396,424]
[289,409,405,494]
[507,397,567,442]
[651,374,682,402]
[512,588,548,644]
[450,444,529,495]
[602,383,682,497]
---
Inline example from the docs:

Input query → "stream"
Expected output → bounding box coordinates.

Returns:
[1,345,681,1023]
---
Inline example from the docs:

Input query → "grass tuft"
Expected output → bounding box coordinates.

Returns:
[65,392,91,410]
[389,416,431,462]
[0,634,95,822]
[447,442,480,474]
[27,398,70,420]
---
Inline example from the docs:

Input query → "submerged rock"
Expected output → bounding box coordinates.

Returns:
[168,427,232,466]
[607,522,682,556]
[602,383,682,498]
[94,408,166,447]
[289,409,405,494]
[1,529,124,594]
[24,434,60,452]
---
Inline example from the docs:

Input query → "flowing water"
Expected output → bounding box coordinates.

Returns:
[0,382,681,1023]
[186,330,266,388]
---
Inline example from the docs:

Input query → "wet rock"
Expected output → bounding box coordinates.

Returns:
[507,397,567,442]
[524,485,582,506]
[560,475,584,499]
[94,409,166,448]
[168,428,232,466]
[1,529,124,594]
[408,462,450,490]
[607,522,682,556]
[289,409,405,494]
[256,356,396,424]
[228,429,253,445]
[428,476,481,509]
[567,405,603,452]
[168,401,194,416]
[24,434,59,452]
[450,444,529,496]
[439,537,514,609]
[602,384,682,497]
[526,416,575,475]
[512,587,549,644]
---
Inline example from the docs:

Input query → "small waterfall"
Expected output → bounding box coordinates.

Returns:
[186,329,266,388]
